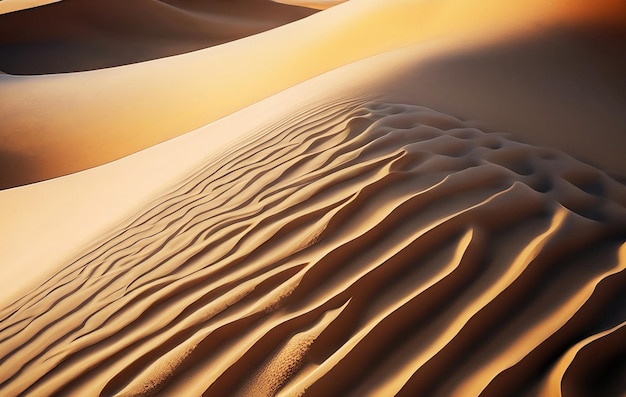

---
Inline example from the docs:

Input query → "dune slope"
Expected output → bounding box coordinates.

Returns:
[0,0,624,189]
[0,101,624,396]
[0,0,316,74]
[0,0,625,396]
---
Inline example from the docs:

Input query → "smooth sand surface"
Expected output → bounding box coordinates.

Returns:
[0,0,315,74]
[0,0,625,395]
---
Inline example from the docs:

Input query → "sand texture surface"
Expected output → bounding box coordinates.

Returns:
[0,0,625,396]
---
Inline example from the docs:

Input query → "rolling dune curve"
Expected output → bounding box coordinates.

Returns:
[1,101,624,396]
[0,0,316,74]
[2,0,624,189]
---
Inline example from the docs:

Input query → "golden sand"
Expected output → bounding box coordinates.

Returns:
[0,0,624,395]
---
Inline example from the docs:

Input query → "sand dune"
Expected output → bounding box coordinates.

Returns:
[1,0,625,189]
[0,0,316,74]
[0,0,625,396]
[1,101,625,395]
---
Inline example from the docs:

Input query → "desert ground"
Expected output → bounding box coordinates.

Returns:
[0,0,625,396]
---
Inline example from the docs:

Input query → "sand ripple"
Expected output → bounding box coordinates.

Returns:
[1,101,625,396]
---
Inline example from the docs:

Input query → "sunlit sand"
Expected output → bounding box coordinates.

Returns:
[0,0,624,395]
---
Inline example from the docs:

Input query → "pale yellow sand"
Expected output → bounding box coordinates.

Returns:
[0,0,625,396]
